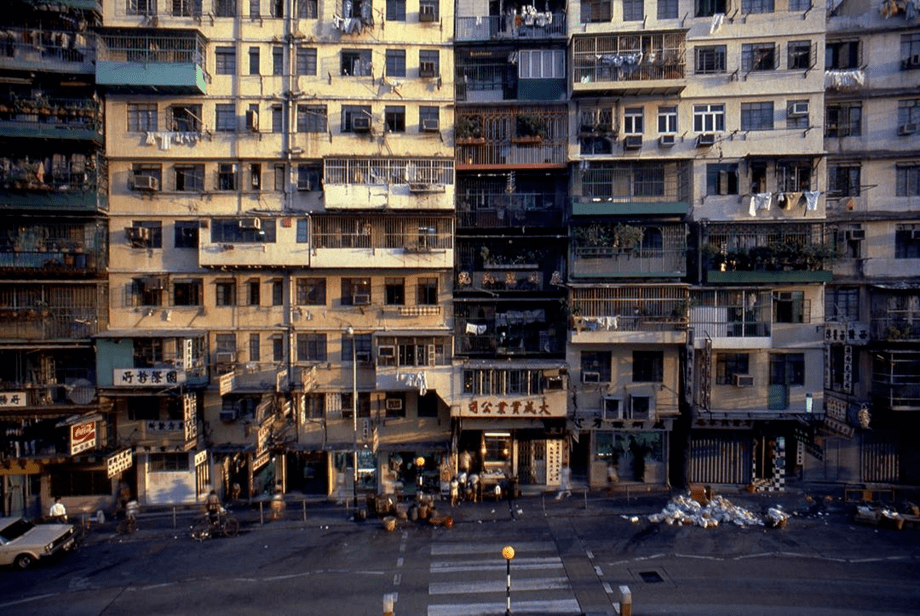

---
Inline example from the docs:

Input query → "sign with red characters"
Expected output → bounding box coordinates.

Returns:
[70,420,96,455]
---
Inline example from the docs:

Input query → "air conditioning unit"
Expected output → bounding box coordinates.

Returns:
[582,371,600,383]
[696,133,716,147]
[419,61,437,78]
[422,118,440,132]
[219,407,238,422]
[845,229,865,241]
[377,345,395,359]
[658,134,676,147]
[352,116,371,132]
[385,398,404,411]
[623,135,642,150]
[789,102,809,117]
[125,226,150,245]
[352,293,371,305]
[216,352,236,365]
[132,175,159,191]
[239,217,261,230]
[733,373,754,387]
[245,109,259,132]
[898,122,918,136]
[419,2,437,22]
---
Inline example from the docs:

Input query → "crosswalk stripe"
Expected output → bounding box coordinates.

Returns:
[429,576,570,595]
[428,598,581,616]
[431,541,554,556]
[431,556,563,573]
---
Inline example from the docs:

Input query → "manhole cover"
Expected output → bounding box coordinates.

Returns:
[639,570,664,583]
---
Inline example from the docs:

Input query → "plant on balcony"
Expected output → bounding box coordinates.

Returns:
[514,114,545,143]
[456,115,484,144]
[480,246,542,268]
[573,223,645,256]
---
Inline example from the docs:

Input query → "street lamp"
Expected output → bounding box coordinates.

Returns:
[501,545,515,616]
[347,326,359,512]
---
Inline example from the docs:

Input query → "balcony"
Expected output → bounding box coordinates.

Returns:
[456,241,566,295]
[825,69,865,92]
[322,158,455,211]
[0,26,96,74]
[0,380,96,411]
[95,331,208,389]
[573,161,691,217]
[0,284,104,341]
[571,284,689,345]
[871,291,920,342]
[457,175,566,229]
[455,301,567,358]
[456,12,566,41]
[0,153,107,212]
[455,108,567,169]
[690,289,773,348]
[872,351,920,411]
[96,30,208,94]
[0,96,101,142]
[571,223,686,279]
[0,221,104,276]
[572,32,687,97]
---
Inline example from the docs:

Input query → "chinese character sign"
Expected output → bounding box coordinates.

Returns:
[459,396,563,418]
[0,392,26,407]
[114,368,187,386]
[70,420,96,455]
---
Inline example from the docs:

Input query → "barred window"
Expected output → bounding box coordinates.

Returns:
[297,105,327,133]
[741,102,774,131]
[696,46,726,74]
[297,333,327,362]
[128,103,157,132]
[742,43,776,72]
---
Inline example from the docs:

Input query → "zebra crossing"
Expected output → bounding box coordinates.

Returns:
[426,540,581,616]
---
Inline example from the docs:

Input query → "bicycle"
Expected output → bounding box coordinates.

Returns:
[190,509,239,541]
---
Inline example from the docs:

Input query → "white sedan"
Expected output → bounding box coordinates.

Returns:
[0,516,76,570]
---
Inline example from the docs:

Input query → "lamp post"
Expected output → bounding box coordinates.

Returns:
[347,326,359,512]
[501,545,515,615]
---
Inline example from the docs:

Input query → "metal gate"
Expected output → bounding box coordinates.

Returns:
[861,432,899,483]
[689,433,751,485]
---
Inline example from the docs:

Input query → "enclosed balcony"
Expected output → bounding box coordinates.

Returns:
[571,284,689,345]
[0,221,105,276]
[454,301,566,358]
[572,32,687,96]
[701,223,834,284]
[456,239,566,296]
[0,25,96,74]
[0,348,96,414]
[455,107,567,169]
[570,222,687,279]
[870,290,920,342]
[872,351,920,412]
[0,93,100,141]
[96,29,208,94]
[690,288,773,347]
[572,161,691,217]
[0,151,107,212]
[456,45,567,102]
[322,158,455,211]
[456,173,566,229]
[0,283,105,342]
[455,4,566,42]
[95,331,209,389]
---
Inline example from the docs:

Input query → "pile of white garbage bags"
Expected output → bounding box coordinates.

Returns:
[647,494,787,529]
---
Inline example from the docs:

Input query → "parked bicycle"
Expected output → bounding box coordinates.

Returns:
[190,506,239,541]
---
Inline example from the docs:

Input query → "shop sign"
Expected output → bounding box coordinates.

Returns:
[257,421,271,457]
[194,450,208,467]
[70,420,96,455]
[459,396,561,418]
[252,451,270,471]
[183,393,198,442]
[219,372,234,396]
[107,449,133,478]
[0,392,26,407]
[114,368,186,387]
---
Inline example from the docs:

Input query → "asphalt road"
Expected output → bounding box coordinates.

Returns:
[2,489,919,616]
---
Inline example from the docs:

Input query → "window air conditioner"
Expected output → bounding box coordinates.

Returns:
[845,229,865,241]
[696,133,716,147]
[898,122,918,136]
[623,135,642,150]
[132,175,159,191]
[419,61,437,78]
[219,407,238,422]
[352,116,371,132]
[125,226,150,244]
[386,398,404,411]
[239,217,262,230]
[216,352,236,365]
[732,373,754,387]
[377,345,395,359]
[789,102,809,117]
[352,293,371,305]
[658,134,676,147]
[582,371,600,383]
[421,118,440,132]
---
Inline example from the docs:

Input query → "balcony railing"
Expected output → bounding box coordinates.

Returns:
[0,307,102,340]
[457,192,564,229]
[455,13,566,41]
[571,223,687,278]
[689,289,772,339]
[455,108,568,168]
[572,33,686,91]
[871,314,920,341]
[0,96,101,140]
[0,26,95,73]
[571,285,689,333]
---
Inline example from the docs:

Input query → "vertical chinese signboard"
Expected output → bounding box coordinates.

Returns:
[183,393,198,443]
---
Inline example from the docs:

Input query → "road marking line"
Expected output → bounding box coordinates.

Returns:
[428,598,579,616]
[393,573,401,586]
[429,576,570,595]
[397,557,404,568]
[0,593,59,608]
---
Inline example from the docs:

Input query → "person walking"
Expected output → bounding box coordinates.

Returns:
[555,465,572,500]
[49,497,67,522]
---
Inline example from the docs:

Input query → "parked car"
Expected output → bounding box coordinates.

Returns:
[0,516,76,570]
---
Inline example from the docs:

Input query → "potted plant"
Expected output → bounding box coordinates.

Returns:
[513,113,545,144]
[456,116,485,144]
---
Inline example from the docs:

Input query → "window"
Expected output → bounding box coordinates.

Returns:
[770,353,804,386]
[633,351,663,382]
[716,353,750,385]
[658,106,677,134]
[742,0,773,12]
[272,279,284,305]
[419,106,439,132]
[825,287,859,322]
[216,279,237,306]
[296,0,318,18]
[175,221,199,248]
[132,220,163,248]
[898,163,920,196]
[386,0,406,20]
[248,47,260,75]
[897,99,920,127]
[777,160,812,192]
[385,278,405,305]
[789,0,811,9]
[742,43,776,72]
[148,454,190,472]
[342,105,372,132]
[774,291,806,323]
[694,104,725,132]
[127,0,157,15]
[624,108,643,135]
[249,333,260,362]
[706,164,739,195]
[342,333,372,362]
[385,106,406,133]
[581,0,612,22]
[296,278,326,305]
[297,105,327,133]
[342,278,371,306]
[131,164,162,191]
[657,0,678,18]
[695,45,726,74]
[129,277,165,307]
[623,0,643,20]
[247,279,260,306]
[297,163,322,190]
[217,163,238,191]
[296,47,317,75]
[386,49,406,77]
[895,224,920,258]
[297,333,327,362]
[271,105,283,133]
[272,336,284,362]
[581,350,611,382]
[274,164,285,190]
[250,0,260,18]
[175,164,204,192]
[215,47,237,75]
[168,104,202,132]
[741,102,774,131]
[901,33,920,70]
[210,218,276,243]
[518,49,565,79]
[826,102,861,137]
[696,0,726,17]
[419,50,439,77]
[215,0,237,16]
[341,49,372,76]
[788,41,812,70]
[173,279,203,306]
[826,40,859,70]
[419,0,438,21]
[787,100,809,129]
[128,103,157,132]
[272,46,284,75]
[828,164,861,197]
[417,277,438,305]
[250,163,262,190]
[296,219,309,243]
[215,104,236,132]
[271,0,284,17]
